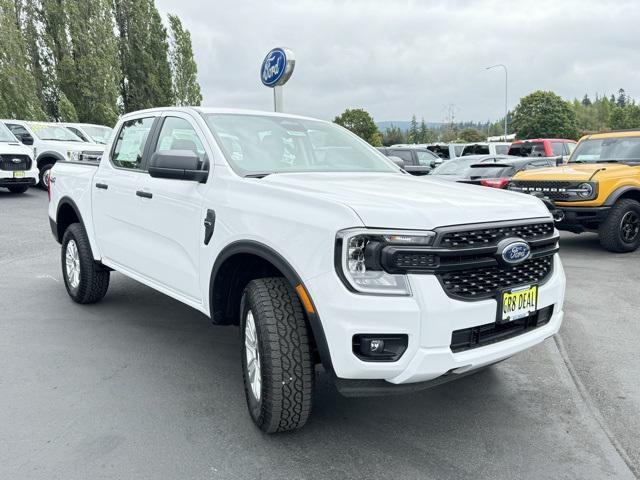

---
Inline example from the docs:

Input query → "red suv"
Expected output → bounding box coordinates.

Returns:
[508,139,576,163]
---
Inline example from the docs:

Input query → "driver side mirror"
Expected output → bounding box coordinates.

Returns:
[148,150,208,183]
[388,156,405,169]
[554,156,564,166]
[18,133,34,146]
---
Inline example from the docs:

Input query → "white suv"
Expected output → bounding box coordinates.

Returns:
[1,120,105,188]
[48,107,566,433]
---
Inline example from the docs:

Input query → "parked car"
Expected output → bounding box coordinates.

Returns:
[460,142,511,156]
[0,122,39,193]
[428,154,502,182]
[63,123,113,145]
[510,130,640,252]
[425,143,466,160]
[377,146,441,175]
[49,107,565,433]
[458,157,559,189]
[1,120,105,188]
[508,139,576,163]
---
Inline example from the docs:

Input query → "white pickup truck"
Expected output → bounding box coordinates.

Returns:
[48,107,566,433]
[0,122,38,193]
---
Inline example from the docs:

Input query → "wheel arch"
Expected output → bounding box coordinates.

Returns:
[36,151,64,170]
[604,186,640,206]
[54,197,85,243]
[209,240,334,374]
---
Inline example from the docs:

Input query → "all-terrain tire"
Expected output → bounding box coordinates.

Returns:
[7,185,29,194]
[61,223,110,303]
[240,277,314,433]
[39,164,53,189]
[598,199,640,253]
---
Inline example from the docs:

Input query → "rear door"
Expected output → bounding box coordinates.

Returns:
[134,112,212,302]
[92,114,158,275]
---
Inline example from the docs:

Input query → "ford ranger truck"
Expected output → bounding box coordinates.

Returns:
[48,108,566,433]
[0,122,38,193]
[510,130,640,252]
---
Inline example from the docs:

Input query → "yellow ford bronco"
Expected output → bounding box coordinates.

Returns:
[510,130,640,252]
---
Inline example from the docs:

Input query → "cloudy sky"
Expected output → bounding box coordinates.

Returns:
[155,0,640,123]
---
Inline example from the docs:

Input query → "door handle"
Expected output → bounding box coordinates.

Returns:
[95,183,108,190]
[136,190,152,199]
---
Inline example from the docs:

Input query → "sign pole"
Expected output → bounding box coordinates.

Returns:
[261,47,295,113]
[274,86,283,113]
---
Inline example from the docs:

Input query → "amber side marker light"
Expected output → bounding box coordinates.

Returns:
[295,284,315,314]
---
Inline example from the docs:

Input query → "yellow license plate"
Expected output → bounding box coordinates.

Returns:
[13,171,25,178]
[501,285,538,322]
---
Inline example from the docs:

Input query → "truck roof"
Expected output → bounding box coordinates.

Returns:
[120,107,329,124]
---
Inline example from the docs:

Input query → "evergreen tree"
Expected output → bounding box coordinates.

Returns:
[407,115,419,143]
[382,125,406,146]
[168,14,202,106]
[419,118,428,143]
[616,88,627,108]
[115,0,174,112]
[581,94,591,106]
[0,0,45,119]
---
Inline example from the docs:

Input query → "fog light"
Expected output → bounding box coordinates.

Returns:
[353,334,408,362]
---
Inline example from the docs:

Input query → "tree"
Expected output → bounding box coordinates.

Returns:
[511,91,579,139]
[407,115,419,143]
[0,0,45,119]
[63,0,120,125]
[114,0,174,112]
[582,94,592,106]
[168,14,202,106]
[616,88,627,108]
[458,127,485,142]
[382,125,405,146]
[333,108,381,145]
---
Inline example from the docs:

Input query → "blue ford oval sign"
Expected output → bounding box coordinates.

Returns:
[261,47,295,87]
[500,240,531,265]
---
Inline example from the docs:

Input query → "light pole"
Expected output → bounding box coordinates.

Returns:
[486,64,508,140]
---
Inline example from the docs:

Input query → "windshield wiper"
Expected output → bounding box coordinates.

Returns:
[42,138,80,142]
[244,173,272,178]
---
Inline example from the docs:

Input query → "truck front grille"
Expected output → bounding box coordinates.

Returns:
[0,155,31,171]
[438,256,553,300]
[438,221,554,248]
[509,180,578,201]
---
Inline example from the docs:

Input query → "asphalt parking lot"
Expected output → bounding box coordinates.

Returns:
[1,188,638,480]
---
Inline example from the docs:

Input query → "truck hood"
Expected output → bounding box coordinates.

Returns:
[513,163,637,181]
[260,172,550,229]
[0,142,33,157]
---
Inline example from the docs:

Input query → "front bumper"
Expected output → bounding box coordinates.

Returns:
[0,169,38,187]
[555,206,611,232]
[306,253,565,385]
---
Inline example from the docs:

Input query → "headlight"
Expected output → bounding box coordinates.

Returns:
[67,150,80,162]
[576,182,594,198]
[336,229,435,295]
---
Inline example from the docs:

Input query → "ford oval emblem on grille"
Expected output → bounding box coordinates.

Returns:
[496,238,531,265]
[12,158,21,163]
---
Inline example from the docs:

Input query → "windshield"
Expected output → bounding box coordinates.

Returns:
[570,137,640,163]
[82,125,112,144]
[0,122,17,142]
[29,122,83,142]
[509,142,546,157]
[203,114,398,175]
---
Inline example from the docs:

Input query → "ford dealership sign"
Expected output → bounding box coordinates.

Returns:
[261,47,295,87]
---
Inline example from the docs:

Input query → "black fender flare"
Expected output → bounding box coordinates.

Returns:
[209,240,335,375]
[53,196,86,243]
[603,186,640,206]
[36,151,65,169]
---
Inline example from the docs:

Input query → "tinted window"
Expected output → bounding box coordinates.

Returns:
[6,124,29,138]
[389,150,414,163]
[462,144,490,156]
[551,142,563,156]
[508,142,545,157]
[465,165,516,179]
[154,117,207,169]
[111,117,154,170]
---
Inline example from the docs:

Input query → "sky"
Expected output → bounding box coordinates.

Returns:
[155,0,640,124]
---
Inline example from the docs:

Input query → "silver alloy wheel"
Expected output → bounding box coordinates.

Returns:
[245,310,262,401]
[43,168,51,188]
[65,239,80,288]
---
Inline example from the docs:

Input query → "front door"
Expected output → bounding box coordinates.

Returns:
[134,113,211,302]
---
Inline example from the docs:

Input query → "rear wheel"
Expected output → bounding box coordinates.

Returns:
[39,164,53,190]
[7,185,29,194]
[599,199,640,252]
[240,277,314,433]
[61,223,110,303]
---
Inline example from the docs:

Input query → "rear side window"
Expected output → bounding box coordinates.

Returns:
[508,142,545,157]
[462,144,490,156]
[415,150,436,166]
[111,117,155,170]
[388,149,414,164]
[551,142,564,156]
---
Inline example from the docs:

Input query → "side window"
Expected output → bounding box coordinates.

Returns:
[7,124,28,137]
[415,151,435,166]
[551,142,564,156]
[154,117,207,169]
[388,149,414,164]
[68,127,88,142]
[111,117,154,170]
[564,142,576,155]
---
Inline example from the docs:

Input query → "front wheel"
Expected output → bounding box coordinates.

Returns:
[599,199,640,252]
[240,277,314,433]
[61,223,110,303]
[39,164,53,190]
